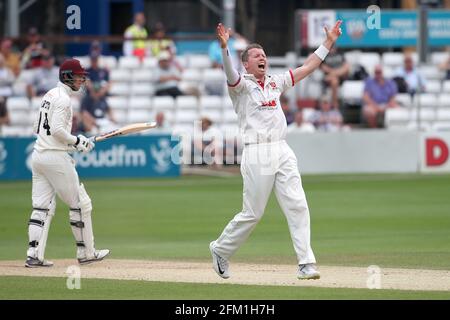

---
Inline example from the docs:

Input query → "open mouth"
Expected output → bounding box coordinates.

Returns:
[258,63,265,71]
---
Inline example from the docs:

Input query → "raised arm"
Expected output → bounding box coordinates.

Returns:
[217,23,240,85]
[292,20,343,83]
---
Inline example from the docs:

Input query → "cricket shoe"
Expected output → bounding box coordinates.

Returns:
[78,249,110,265]
[209,241,230,279]
[298,263,320,280]
[25,256,54,268]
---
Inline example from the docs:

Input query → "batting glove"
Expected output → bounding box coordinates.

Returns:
[74,134,95,153]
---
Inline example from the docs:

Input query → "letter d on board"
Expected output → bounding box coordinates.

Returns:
[426,138,449,166]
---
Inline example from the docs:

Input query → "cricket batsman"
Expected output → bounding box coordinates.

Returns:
[209,21,343,279]
[25,58,110,267]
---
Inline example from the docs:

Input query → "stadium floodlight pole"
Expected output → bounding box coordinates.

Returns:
[223,0,236,30]
[416,1,429,132]
[7,0,19,37]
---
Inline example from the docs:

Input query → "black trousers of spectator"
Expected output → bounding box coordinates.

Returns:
[155,87,184,98]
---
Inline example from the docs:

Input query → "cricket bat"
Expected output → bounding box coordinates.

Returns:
[90,122,158,142]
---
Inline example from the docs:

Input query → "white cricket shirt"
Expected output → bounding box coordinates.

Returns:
[227,71,295,144]
[34,82,77,152]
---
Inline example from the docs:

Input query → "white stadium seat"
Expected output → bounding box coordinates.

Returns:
[382,52,404,68]
[106,96,128,110]
[31,97,43,110]
[175,55,189,69]
[1,125,34,137]
[414,94,438,108]
[127,109,152,123]
[176,96,198,110]
[425,80,441,94]
[188,54,212,69]
[395,93,412,108]
[128,97,152,110]
[302,108,315,122]
[382,66,395,79]
[175,109,199,123]
[17,69,35,83]
[385,108,410,129]
[438,93,450,108]
[202,68,226,96]
[418,65,442,80]
[358,52,381,75]
[109,82,130,96]
[130,83,154,96]
[143,57,158,68]
[223,109,238,123]
[9,110,34,126]
[200,96,223,110]
[406,121,432,131]
[112,109,128,125]
[182,68,201,83]
[220,124,240,137]
[7,97,30,110]
[410,108,435,122]
[172,123,194,135]
[436,109,450,121]
[432,122,450,131]
[430,52,449,65]
[341,80,364,102]
[118,56,141,69]
[442,80,450,93]
[99,56,117,69]
[152,96,175,110]
[132,69,153,82]
[12,81,28,96]
[110,69,131,82]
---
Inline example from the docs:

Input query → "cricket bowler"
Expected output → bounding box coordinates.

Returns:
[210,21,343,279]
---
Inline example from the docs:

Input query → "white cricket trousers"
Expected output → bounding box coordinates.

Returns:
[31,150,80,210]
[213,140,316,265]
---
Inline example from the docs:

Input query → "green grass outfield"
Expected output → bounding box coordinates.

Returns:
[0,276,449,300]
[1,173,449,299]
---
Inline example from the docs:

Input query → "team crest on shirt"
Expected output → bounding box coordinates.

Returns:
[269,82,277,89]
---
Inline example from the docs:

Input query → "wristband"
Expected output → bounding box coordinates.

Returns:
[74,136,80,146]
[314,44,330,61]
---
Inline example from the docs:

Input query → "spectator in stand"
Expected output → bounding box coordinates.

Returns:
[193,117,223,167]
[394,54,426,95]
[153,51,185,98]
[0,54,14,127]
[26,51,59,98]
[0,97,9,128]
[1,39,21,76]
[310,95,344,132]
[90,40,103,58]
[149,22,176,58]
[280,94,295,125]
[79,53,116,134]
[287,111,315,133]
[21,27,46,69]
[363,65,398,129]
[320,47,350,108]
[155,111,170,129]
[123,12,149,61]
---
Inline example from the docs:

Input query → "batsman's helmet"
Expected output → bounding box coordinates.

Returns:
[59,59,88,89]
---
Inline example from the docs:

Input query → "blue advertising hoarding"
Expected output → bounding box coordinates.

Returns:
[0,135,180,180]
[302,9,450,48]
[336,10,450,47]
